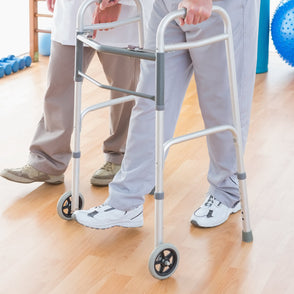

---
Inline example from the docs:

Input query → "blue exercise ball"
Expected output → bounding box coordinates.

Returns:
[271,0,294,67]
[38,33,51,56]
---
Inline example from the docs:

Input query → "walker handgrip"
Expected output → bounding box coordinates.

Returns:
[178,7,187,19]
[77,0,143,31]
[156,6,231,51]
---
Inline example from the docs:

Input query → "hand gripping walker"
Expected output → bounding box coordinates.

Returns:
[56,0,253,280]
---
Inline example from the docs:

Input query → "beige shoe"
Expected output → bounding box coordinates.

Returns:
[0,164,64,184]
[91,162,121,186]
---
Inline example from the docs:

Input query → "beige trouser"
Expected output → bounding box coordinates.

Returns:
[28,41,140,175]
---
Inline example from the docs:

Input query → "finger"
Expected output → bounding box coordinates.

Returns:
[47,0,53,13]
[179,18,184,26]
[199,15,207,24]
[93,14,98,24]
[99,0,117,10]
[53,0,56,10]
[99,0,106,10]
[192,14,201,25]
[184,10,194,25]
[92,6,100,24]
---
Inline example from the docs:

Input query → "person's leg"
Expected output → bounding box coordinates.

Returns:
[188,0,259,226]
[100,53,140,164]
[0,41,94,183]
[91,53,140,186]
[106,2,193,211]
[74,0,194,228]
[28,42,95,175]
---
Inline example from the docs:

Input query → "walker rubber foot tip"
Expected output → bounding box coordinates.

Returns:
[242,230,253,243]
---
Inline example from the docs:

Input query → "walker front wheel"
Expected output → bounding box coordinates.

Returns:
[148,243,179,279]
[57,192,84,220]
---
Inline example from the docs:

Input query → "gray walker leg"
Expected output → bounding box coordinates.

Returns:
[72,37,84,212]
[57,37,85,220]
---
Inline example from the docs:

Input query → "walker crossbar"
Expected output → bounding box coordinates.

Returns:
[163,125,237,155]
[78,71,154,100]
[77,35,156,61]
[83,16,141,32]
[81,95,150,121]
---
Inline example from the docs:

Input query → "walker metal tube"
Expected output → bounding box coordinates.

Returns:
[72,80,82,212]
[221,8,245,172]
[77,0,95,32]
[71,37,85,212]
[163,125,237,156]
[78,71,155,99]
[155,111,165,246]
[134,0,144,48]
[81,95,137,120]
[154,49,166,246]
[156,7,230,52]
[155,9,186,247]
[77,35,156,60]
[164,34,229,52]
[83,16,141,31]
[221,8,252,240]
[156,9,186,52]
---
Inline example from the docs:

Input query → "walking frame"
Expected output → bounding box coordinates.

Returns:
[56,0,253,280]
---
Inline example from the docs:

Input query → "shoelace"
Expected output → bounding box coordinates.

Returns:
[101,162,113,172]
[93,204,105,210]
[23,164,32,171]
[22,164,40,175]
[204,195,215,207]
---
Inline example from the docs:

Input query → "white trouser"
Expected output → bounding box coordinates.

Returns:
[106,0,260,210]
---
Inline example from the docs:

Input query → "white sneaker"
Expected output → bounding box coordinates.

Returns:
[190,194,241,228]
[73,204,144,229]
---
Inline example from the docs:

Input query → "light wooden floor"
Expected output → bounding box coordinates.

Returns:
[0,52,294,294]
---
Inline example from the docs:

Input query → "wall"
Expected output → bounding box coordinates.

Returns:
[0,0,51,58]
[0,1,29,57]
